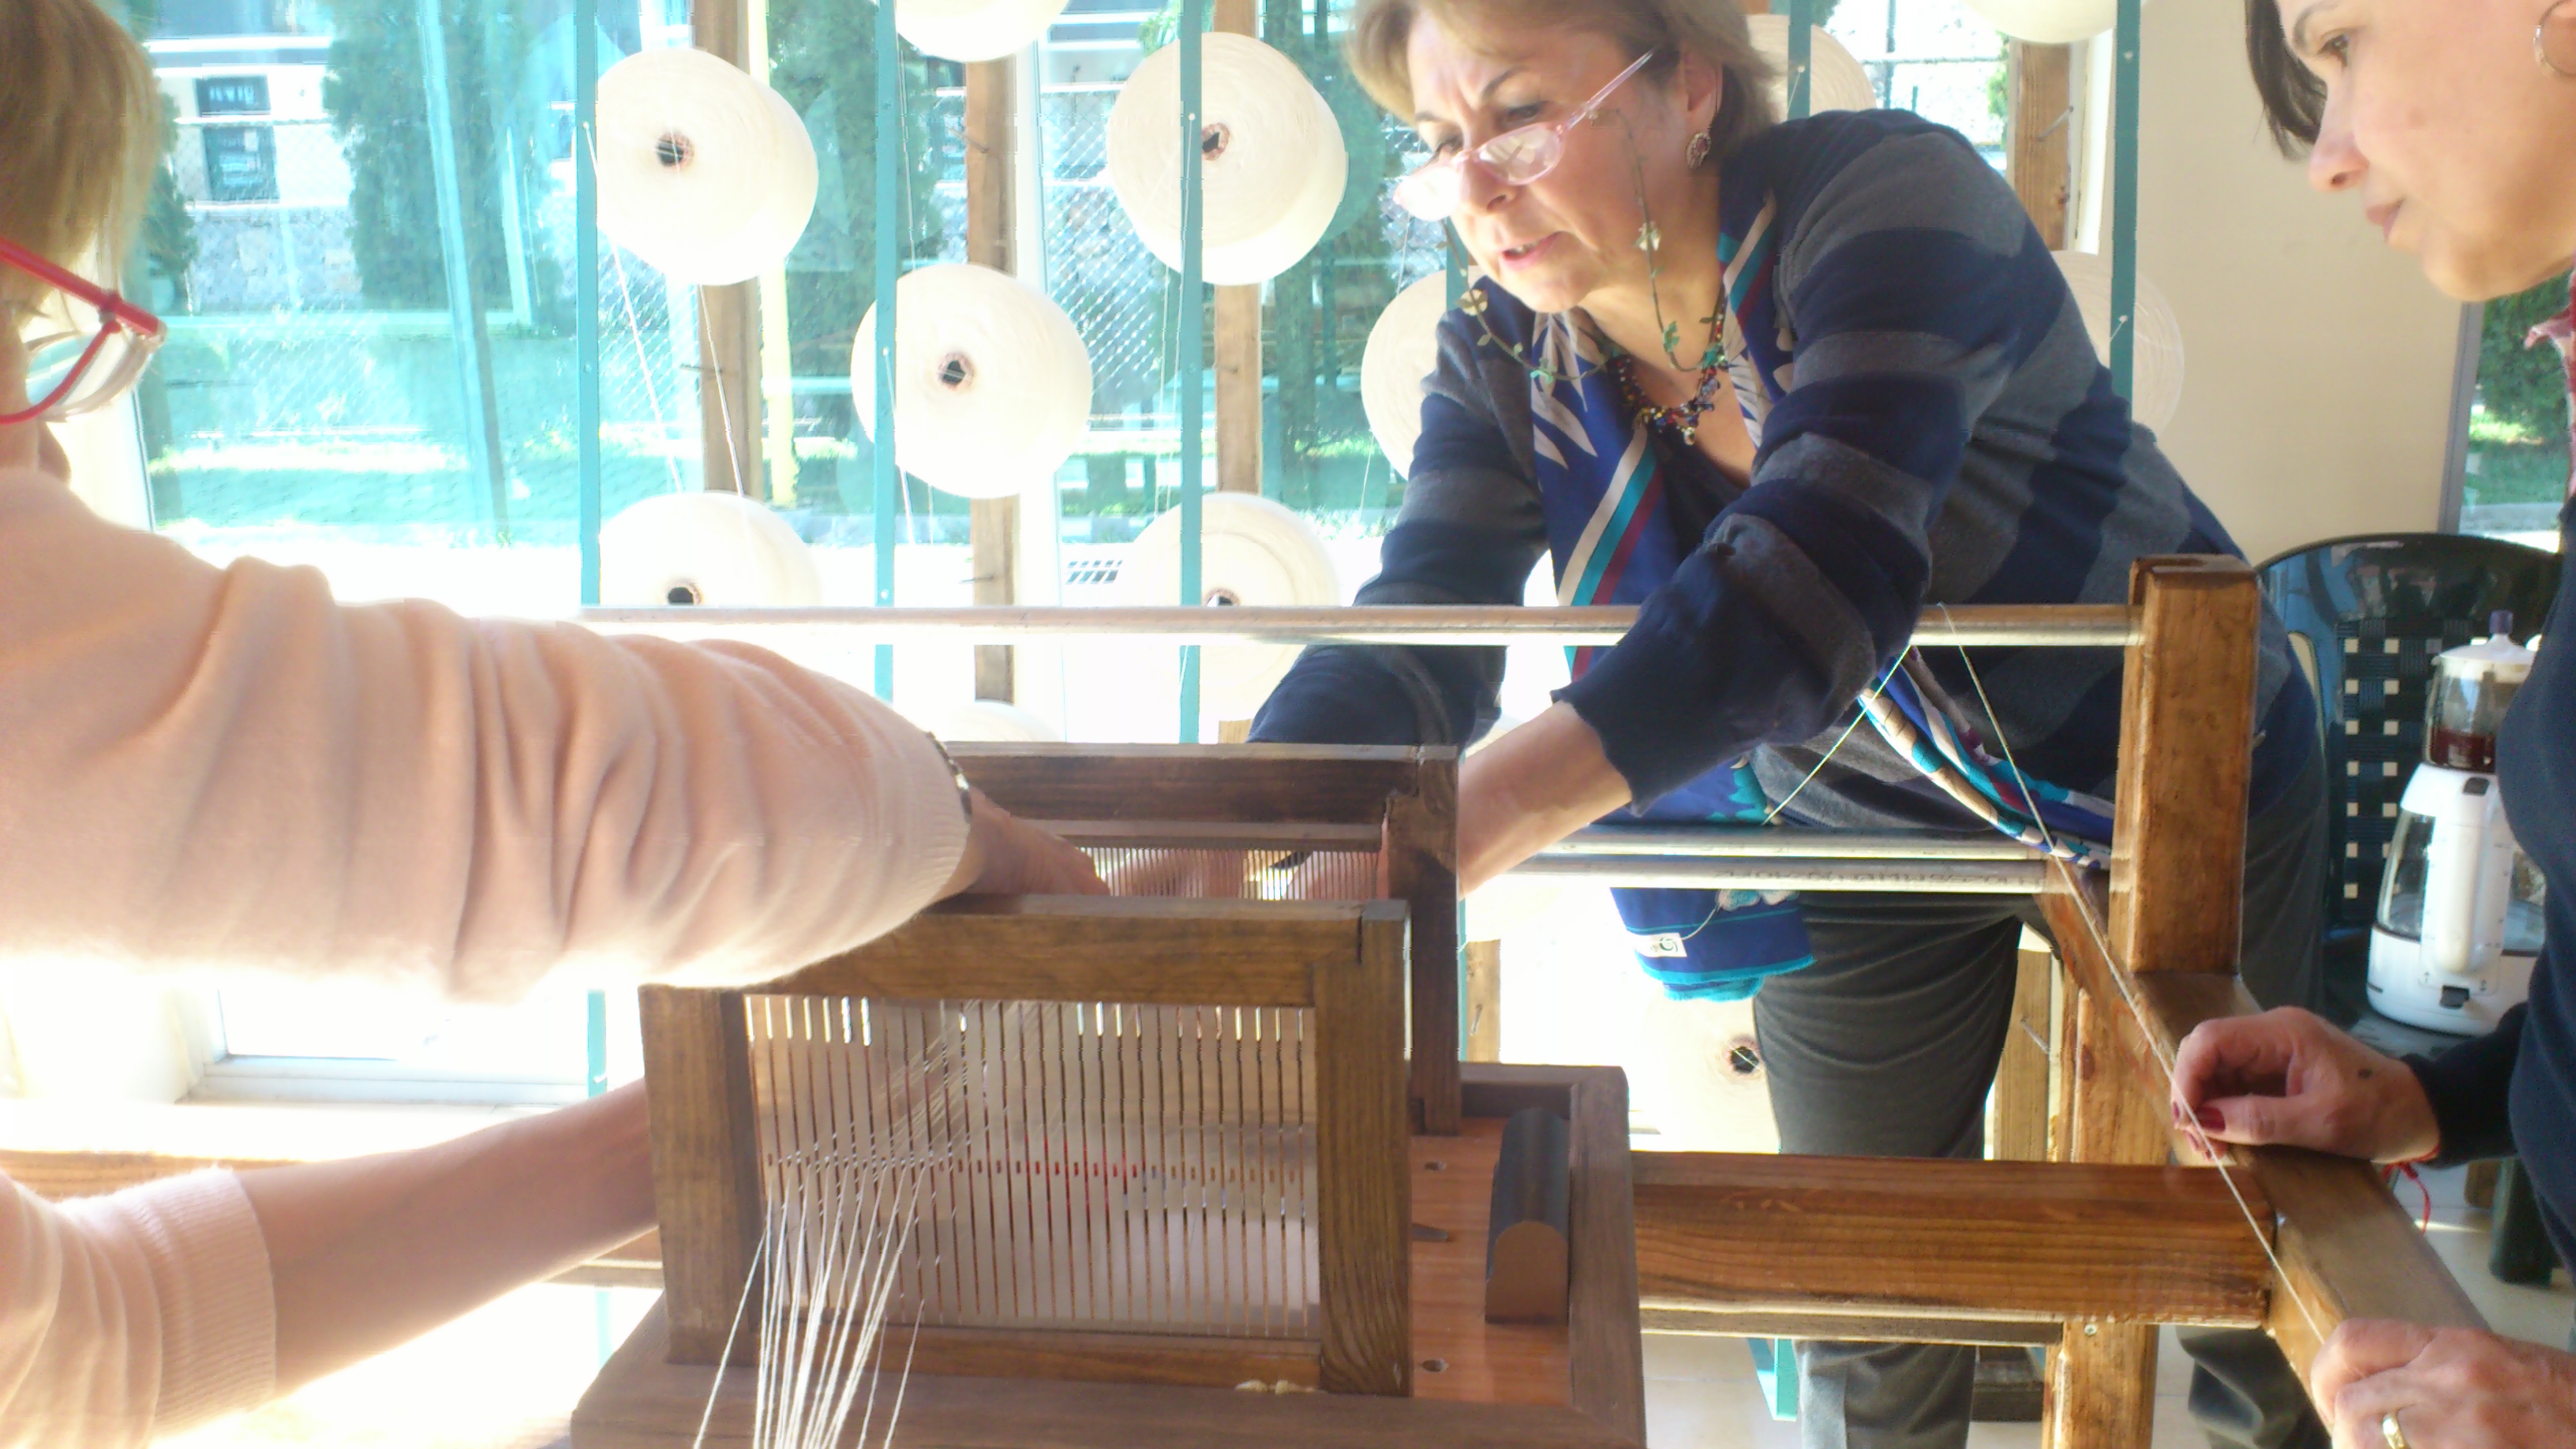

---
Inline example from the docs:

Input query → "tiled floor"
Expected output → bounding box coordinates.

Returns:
[1641,1163,2575,1447]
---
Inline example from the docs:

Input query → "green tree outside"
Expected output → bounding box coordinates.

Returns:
[323,0,566,330]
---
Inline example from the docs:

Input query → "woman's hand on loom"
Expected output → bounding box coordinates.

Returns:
[2169,1007,2439,1165]
[941,790,1109,898]
[1456,702,1632,894]
[2311,1319,2576,1448]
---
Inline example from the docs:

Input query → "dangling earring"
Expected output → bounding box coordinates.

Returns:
[2541,0,2576,77]
[1685,129,1713,168]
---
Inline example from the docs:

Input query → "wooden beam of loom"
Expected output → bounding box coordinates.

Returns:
[1629,1153,2273,1329]
[948,744,1465,1136]
[2031,556,2488,1413]
[2035,897,2492,1384]
[947,743,1430,824]
[2046,988,2174,1449]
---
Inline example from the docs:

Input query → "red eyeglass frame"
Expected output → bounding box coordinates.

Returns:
[1,234,169,426]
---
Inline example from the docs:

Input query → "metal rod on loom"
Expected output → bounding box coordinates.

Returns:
[1549,826,2045,859]
[1508,854,2050,893]
[577,602,2144,647]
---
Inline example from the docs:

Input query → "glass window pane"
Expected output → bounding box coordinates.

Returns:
[125,0,677,1084]
[2460,270,2570,550]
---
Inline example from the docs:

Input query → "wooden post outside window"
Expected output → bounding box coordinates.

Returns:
[965,58,1018,701]
[2006,42,2072,249]
[692,0,765,498]
[1212,0,1263,496]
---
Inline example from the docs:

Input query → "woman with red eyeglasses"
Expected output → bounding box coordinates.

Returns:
[0,2,1099,1443]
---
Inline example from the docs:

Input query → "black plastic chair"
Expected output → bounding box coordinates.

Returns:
[2257,531,2563,1024]
[2259,532,2563,1286]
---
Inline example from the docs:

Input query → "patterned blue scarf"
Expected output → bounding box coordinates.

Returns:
[1508,190,2110,1002]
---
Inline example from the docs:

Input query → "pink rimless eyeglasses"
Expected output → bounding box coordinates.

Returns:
[1391,50,1661,221]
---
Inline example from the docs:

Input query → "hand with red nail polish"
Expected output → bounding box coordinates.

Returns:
[2170,1007,2441,1165]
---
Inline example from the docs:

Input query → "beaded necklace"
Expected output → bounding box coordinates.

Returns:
[1598,286,1731,446]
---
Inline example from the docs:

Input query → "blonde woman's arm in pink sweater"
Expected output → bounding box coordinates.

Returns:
[0,1084,660,1448]
[0,1170,275,1449]
[0,463,979,997]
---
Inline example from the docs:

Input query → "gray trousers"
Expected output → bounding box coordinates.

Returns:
[1750,747,2327,1449]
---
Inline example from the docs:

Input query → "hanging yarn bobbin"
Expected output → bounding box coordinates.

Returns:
[1747,16,1880,114]
[890,0,1070,62]
[594,47,818,286]
[1106,32,1348,286]
[599,491,825,608]
[852,262,1094,501]
[1361,272,1455,479]
[1960,0,2117,44]
[2051,249,2188,432]
[1114,492,1340,721]
[923,698,1064,744]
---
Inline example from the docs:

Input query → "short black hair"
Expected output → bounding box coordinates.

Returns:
[2245,0,2326,152]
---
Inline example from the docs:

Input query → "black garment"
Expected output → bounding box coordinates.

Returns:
[2407,492,2576,1269]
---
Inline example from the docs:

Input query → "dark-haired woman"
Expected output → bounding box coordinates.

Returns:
[2174,3,2576,1447]
[1246,0,2334,1444]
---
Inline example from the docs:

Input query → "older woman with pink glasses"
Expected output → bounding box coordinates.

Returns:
[1245,1,2331,1446]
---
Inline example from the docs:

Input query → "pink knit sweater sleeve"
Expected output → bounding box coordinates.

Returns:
[0,466,969,998]
[1,1170,275,1449]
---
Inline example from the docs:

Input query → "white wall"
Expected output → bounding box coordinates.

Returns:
[2135,0,2465,564]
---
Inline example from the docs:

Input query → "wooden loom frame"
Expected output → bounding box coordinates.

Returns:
[945,743,1464,1136]
[588,744,1658,1447]
[583,556,2490,1447]
[580,1059,1649,1449]
[638,896,1413,1395]
[1624,556,2490,1447]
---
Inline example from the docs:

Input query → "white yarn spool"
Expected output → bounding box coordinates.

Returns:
[1361,272,1451,478]
[1114,492,1340,721]
[1462,715,1565,940]
[927,698,1063,743]
[595,48,818,286]
[1629,997,1779,1154]
[893,0,1069,62]
[600,491,824,607]
[851,263,1094,500]
[2050,249,2187,432]
[1747,17,1879,114]
[1960,0,2114,44]
[1106,33,1348,286]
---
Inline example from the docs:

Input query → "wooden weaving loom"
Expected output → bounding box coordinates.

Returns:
[574,748,1650,1447]
[1618,558,2491,1446]
[575,557,2485,1449]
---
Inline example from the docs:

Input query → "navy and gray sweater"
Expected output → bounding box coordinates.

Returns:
[2410,492,2576,1265]
[1253,110,2315,830]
